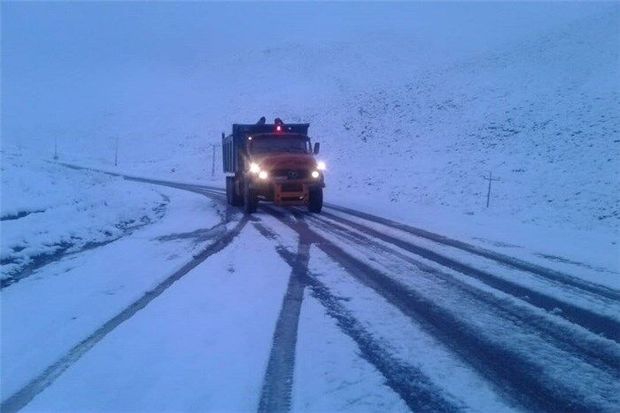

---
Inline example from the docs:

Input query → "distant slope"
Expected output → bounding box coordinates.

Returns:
[317,9,620,233]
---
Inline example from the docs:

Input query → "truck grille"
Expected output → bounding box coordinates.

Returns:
[281,183,303,192]
[272,169,308,180]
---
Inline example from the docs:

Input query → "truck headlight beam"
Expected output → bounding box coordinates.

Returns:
[249,162,260,174]
[311,170,320,179]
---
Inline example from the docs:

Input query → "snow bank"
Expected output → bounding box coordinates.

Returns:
[0,149,166,281]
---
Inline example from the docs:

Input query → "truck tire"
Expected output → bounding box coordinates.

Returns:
[232,178,243,207]
[243,182,258,214]
[308,187,323,213]
[226,176,243,206]
[226,177,234,205]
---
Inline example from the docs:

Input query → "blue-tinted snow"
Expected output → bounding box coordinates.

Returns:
[1,3,619,411]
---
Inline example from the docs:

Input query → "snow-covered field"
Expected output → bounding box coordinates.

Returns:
[2,2,619,412]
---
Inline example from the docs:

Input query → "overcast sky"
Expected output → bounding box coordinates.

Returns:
[1,2,601,144]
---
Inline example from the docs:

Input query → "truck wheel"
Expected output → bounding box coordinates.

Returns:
[227,177,243,207]
[226,177,234,205]
[232,178,243,207]
[243,182,258,214]
[308,188,323,213]
[233,192,243,207]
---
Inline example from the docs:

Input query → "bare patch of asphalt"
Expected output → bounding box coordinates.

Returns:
[313,211,620,343]
[0,215,248,413]
[267,208,613,413]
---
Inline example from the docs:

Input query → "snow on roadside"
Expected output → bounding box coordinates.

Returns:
[1,182,223,401]
[1,150,166,281]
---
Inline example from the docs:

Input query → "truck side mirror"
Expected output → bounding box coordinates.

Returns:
[313,142,320,155]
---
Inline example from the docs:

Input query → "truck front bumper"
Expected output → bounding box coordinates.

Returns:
[250,179,324,206]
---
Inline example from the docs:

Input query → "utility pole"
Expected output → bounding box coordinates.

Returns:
[114,137,119,167]
[53,137,59,160]
[483,171,500,208]
[211,144,216,177]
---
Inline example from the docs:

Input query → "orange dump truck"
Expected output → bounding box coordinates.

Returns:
[222,118,325,214]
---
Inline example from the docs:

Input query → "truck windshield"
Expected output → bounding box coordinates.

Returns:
[250,135,310,154]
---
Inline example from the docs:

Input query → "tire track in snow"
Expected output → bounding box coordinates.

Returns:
[150,180,619,307]
[1,216,248,413]
[270,209,610,413]
[253,219,460,413]
[58,164,618,302]
[257,226,310,413]
[324,205,620,302]
[306,213,620,376]
[52,170,618,411]
[316,211,620,342]
[146,182,618,412]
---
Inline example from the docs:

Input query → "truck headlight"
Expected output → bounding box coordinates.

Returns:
[317,161,326,171]
[249,162,260,174]
[311,170,320,179]
[258,170,269,180]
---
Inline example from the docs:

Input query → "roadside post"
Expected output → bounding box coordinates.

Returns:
[114,137,119,167]
[211,144,216,177]
[484,171,500,208]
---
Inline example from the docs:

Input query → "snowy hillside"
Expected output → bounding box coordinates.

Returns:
[326,9,620,233]
[2,2,618,236]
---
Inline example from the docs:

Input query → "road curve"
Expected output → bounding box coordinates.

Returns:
[5,165,618,413]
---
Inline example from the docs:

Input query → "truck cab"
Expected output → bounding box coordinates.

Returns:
[222,118,325,213]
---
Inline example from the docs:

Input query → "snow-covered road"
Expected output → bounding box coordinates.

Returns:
[2,169,619,413]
